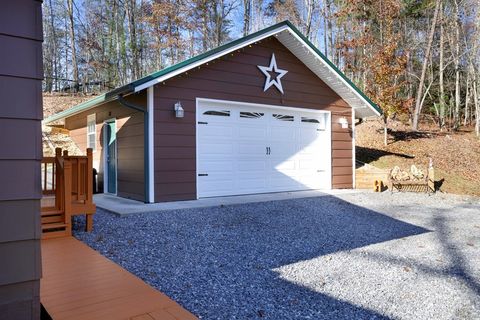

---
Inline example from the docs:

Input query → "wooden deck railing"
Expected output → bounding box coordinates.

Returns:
[41,157,56,195]
[41,148,96,238]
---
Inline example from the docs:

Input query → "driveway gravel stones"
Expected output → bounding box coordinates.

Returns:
[74,192,480,319]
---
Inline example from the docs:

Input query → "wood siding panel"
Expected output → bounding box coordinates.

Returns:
[65,92,146,200]
[0,2,42,318]
[0,34,42,79]
[0,160,41,201]
[0,76,42,120]
[0,0,42,41]
[0,200,40,243]
[154,37,354,201]
[0,240,41,286]
[0,281,40,320]
[0,119,42,160]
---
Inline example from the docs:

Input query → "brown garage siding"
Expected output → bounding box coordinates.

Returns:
[153,37,354,202]
[65,92,146,201]
[0,0,43,318]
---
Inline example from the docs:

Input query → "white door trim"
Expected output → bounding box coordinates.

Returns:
[103,118,118,195]
[147,87,155,203]
[196,97,332,199]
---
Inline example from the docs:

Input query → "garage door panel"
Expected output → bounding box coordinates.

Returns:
[197,101,331,198]
[198,160,234,172]
[238,143,266,156]
[272,159,296,170]
[198,142,234,155]
[237,178,266,191]
[298,173,325,189]
[199,125,234,138]
[270,126,296,141]
[238,160,267,171]
[238,126,267,139]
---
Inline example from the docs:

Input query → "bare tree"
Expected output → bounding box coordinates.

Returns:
[412,0,441,131]
[66,0,79,91]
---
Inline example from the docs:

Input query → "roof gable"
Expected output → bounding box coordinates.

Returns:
[45,21,381,124]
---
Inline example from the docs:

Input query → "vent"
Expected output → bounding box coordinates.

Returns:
[240,112,264,119]
[203,110,230,117]
[273,114,294,122]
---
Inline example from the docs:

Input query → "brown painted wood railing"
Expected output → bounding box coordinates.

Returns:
[41,148,96,239]
[41,157,56,195]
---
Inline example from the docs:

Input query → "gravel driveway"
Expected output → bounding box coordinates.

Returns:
[74,192,480,320]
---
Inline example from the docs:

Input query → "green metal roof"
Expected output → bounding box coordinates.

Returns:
[44,20,381,124]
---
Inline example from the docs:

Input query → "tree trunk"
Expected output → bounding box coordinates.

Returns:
[67,0,79,92]
[453,0,461,130]
[326,0,333,61]
[243,0,251,36]
[439,1,445,130]
[304,0,315,39]
[125,0,139,80]
[464,74,470,126]
[474,71,480,137]
[412,0,441,131]
[384,116,388,146]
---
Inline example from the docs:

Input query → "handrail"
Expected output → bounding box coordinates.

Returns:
[41,157,56,195]
[43,147,95,234]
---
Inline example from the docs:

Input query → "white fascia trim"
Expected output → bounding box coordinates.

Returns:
[282,30,382,117]
[147,87,155,203]
[134,26,290,93]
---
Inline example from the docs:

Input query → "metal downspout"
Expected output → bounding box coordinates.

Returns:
[117,95,149,203]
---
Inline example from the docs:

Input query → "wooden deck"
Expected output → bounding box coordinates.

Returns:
[41,237,197,320]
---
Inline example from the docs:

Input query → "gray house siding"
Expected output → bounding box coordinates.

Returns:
[0,0,43,319]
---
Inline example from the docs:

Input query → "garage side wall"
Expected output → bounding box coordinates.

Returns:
[65,92,146,201]
[0,1,43,318]
[153,37,353,202]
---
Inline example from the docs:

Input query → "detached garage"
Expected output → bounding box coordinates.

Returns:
[45,20,381,203]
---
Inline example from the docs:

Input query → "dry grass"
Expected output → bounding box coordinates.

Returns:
[356,118,480,196]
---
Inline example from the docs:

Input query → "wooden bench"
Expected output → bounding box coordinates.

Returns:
[389,165,435,194]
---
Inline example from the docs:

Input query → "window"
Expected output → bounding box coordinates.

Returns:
[203,110,230,117]
[273,114,294,121]
[240,111,264,119]
[301,115,326,130]
[87,114,96,151]
[301,117,320,124]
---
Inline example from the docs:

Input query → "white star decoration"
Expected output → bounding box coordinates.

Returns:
[257,53,288,94]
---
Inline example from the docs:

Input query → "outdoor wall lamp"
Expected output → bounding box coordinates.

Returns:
[338,117,349,129]
[174,102,184,118]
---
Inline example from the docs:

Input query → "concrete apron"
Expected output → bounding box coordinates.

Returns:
[94,189,362,216]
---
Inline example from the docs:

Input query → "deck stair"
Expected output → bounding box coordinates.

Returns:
[41,147,95,239]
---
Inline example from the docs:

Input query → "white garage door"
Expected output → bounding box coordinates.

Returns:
[197,99,331,198]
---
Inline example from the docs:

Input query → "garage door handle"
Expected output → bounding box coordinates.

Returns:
[198,173,208,176]
[266,147,271,155]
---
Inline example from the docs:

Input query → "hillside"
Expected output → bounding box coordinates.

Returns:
[43,93,97,119]
[42,93,97,156]
[356,119,480,196]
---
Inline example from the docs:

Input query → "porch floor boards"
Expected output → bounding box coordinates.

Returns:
[41,237,196,320]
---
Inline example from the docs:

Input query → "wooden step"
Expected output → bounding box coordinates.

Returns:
[42,222,67,231]
[42,229,70,239]
[41,215,64,224]
[41,209,63,217]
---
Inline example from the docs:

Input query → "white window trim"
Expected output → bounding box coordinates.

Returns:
[87,113,96,152]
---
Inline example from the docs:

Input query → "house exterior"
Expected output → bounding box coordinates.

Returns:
[0,0,43,318]
[45,21,381,204]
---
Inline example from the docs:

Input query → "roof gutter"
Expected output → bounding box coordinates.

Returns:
[43,85,135,124]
